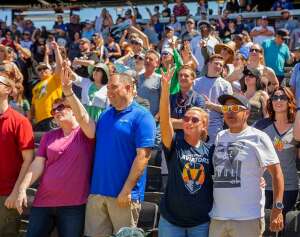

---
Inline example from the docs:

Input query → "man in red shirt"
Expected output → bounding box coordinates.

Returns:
[0,74,34,237]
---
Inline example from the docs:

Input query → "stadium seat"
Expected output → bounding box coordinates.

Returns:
[284,210,300,237]
[137,201,159,237]
[146,166,162,192]
[144,192,163,205]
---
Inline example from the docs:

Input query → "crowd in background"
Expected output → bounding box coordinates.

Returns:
[1,0,300,237]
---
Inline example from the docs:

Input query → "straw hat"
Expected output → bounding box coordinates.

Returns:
[214,41,236,64]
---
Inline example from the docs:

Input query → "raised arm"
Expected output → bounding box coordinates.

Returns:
[61,65,96,139]
[52,41,63,77]
[129,26,150,49]
[160,67,175,149]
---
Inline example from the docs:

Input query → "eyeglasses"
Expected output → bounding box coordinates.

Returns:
[271,95,288,101]
[221,105,247,113]
[50,104,71,116]
[249,48,262,53]
[183,115,200,124]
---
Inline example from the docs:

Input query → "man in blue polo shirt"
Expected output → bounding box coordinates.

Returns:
[85,73,156,237]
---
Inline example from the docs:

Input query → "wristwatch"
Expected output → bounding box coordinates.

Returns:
[273,202,284,210]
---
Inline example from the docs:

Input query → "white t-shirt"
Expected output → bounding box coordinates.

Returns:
[74,74,108,108]
[210,126,280,220]
[251,26,275,45]
[191,35,219,73]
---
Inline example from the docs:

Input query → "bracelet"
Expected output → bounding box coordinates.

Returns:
[64,92,74,98]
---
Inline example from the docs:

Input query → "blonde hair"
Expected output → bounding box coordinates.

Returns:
[187,107,209,141]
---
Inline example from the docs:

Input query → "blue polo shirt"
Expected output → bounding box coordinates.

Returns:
[90,101,156,200]
[262,39,291,77]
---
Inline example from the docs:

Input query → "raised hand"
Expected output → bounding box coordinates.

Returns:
[51,41,59,50]
[160,65,175,89]
[61,62,73,93]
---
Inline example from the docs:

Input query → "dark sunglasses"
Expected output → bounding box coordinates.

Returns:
[134,55,144,60]
[50,104,71,116]
[37,67,48,72]
[131,41,140,45]
[183,115,200,124]
[271,95,288,101]
[249,48,262,53]
[161,52,171,56]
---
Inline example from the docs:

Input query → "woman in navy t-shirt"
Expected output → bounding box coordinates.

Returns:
[159,66,214,237]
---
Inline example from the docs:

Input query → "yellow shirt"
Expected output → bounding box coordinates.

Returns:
[32,74,62,123]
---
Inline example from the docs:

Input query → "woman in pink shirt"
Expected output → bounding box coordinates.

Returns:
[15,67,95,237]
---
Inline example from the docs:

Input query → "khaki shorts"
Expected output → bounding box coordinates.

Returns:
[209,218,265,237]
[0,196,20,237]
[84,194,141,237]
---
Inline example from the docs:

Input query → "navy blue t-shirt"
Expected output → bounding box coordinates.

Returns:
[170,90,205,119]
[160,135,214,227]
[90,101,156,201]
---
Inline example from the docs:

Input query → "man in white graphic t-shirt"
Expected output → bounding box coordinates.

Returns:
[209,94,284,237]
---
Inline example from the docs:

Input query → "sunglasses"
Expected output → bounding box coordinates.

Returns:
[271,95,288,101]
[250,48,262,53]
[161,52,170,56]
[131,41,141,45]
[221,105,247,113]
[37,67,48,72]
[134,55,144,60]
[183,115,200,124]
[50,104,71,116]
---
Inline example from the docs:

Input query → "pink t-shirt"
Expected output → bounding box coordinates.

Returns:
[33,127,94,207]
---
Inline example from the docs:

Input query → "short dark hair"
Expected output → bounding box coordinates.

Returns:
[208,54,224,63]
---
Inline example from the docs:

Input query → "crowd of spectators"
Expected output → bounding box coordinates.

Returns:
[0,0,300,237]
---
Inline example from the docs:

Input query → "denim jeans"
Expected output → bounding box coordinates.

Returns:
[26,204,85,237]
[158,216,209,237]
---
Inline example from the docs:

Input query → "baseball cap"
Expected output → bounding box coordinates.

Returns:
[276,28,289,39]
[186,18,195,24]
[79,38,91,44]
[165,25,174,31]
[36,62,51,71]
[131,38,143,46]
[218,93,251,110]
[162,47,174,56]
[198,20,212,29]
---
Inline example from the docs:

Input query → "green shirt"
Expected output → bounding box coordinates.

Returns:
[86,84,104,121]
[156,49,183,95]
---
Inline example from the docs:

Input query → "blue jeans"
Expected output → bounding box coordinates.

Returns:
[26,204,85,237]
[158,216,209,237]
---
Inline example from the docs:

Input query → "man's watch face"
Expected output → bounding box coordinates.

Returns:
[274,202,284,209]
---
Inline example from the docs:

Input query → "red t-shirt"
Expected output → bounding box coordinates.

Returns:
[0,107,34,195]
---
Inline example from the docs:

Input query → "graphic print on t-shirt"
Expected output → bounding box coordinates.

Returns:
[213,141,246,188]
[180,153,208,194]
